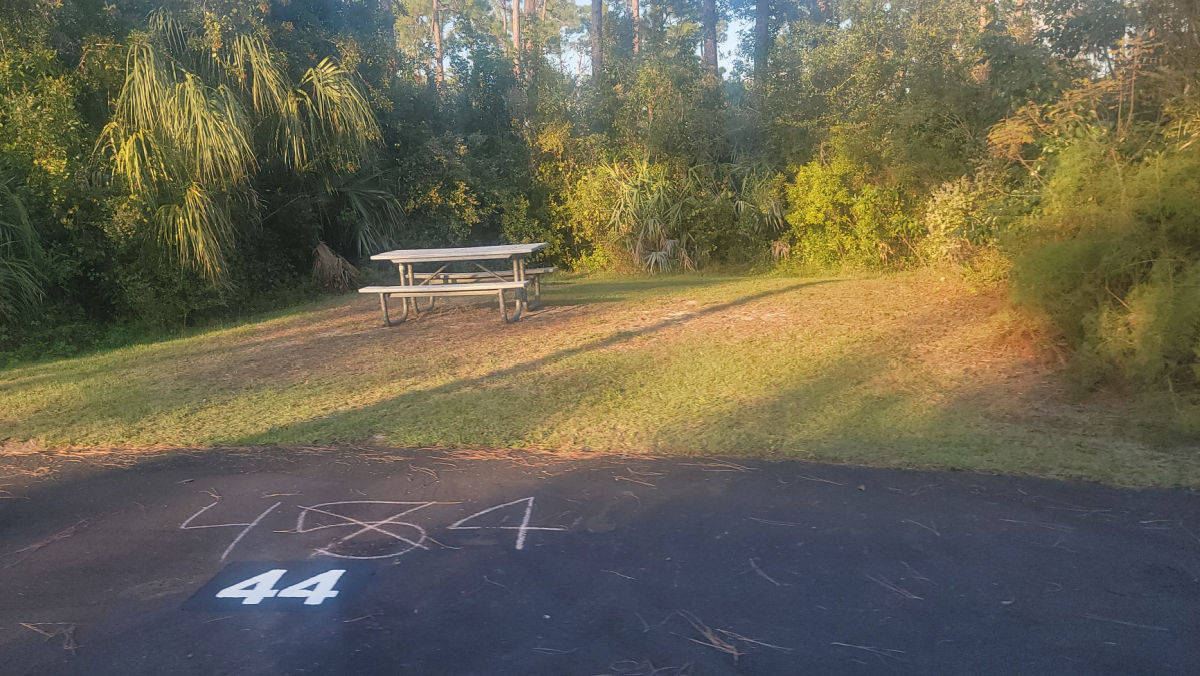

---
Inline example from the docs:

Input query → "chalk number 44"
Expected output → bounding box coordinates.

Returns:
[216,569,345,605]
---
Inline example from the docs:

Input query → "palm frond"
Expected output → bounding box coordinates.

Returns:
[599,157,699,272]
[167,73,255,186]
[0,181,45,320]
[301,59,380,159]
[98,11,381,284]
[154,183,236,282]
[226,35,310,170]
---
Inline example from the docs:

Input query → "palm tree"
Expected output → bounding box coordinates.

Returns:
[99,11,384,284]
[0,178,43,320]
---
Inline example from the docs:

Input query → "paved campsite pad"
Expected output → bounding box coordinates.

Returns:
[1,449,1197,674]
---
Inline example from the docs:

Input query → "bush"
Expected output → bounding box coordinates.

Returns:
[923,177,993,264]
[559,157,741,272]
[0,179,44,320]
[1011,141,1200,393]
[782,155,918,269]
[921,171,1023,289]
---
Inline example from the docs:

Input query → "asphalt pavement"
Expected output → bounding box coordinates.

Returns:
[1,448,1197,674]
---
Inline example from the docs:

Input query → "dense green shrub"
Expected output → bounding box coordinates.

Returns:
[0,180,45,320]
[1012,142,1200,392]
[561,158,718,272]
[782,156,918,269]
[556,156,790,273]
[920,169,1029,288]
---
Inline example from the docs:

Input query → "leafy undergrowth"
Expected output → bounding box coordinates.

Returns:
[1,272,1195,486]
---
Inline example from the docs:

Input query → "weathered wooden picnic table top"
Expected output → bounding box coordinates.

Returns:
[370,243,546,263]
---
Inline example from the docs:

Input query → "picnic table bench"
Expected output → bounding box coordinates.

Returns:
[358,243,550,325]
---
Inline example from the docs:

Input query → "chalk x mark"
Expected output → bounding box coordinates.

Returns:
[297,501,452,560]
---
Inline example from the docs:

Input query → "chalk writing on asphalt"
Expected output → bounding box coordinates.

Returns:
[180,496,567,561]
[180,500,283,561]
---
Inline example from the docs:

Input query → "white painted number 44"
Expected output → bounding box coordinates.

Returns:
[216,569,345,605]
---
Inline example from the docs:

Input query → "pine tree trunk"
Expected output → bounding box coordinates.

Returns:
[632,0,640,54]
[512,0,521,75]
[432,0,444,91]
[590,0,603,80]
[754,0,769,79]
[500,0,509,54]
[702,0,718,79]
[525,0,538,117]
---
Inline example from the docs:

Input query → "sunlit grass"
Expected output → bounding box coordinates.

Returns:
[1,272,1194,486]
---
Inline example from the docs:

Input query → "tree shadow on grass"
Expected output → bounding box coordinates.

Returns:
[645,337,1200,487]
[0,298,348,393]
[539,274,747,305]
[228,280,837,446]
[3,276,827,447]
[0,275,746,393]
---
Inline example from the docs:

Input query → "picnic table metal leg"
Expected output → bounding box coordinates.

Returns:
[513,257,529,314]
[387,263,410,324]
[405,264,420,316]
[414,267,436,313]
[415,263,444,313]
[381,292,410,324]
[498,288,523,323]
[396,263,411,317]
[378,293,391,327]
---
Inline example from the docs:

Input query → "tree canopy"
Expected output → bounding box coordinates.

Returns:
[2,0,1198,406]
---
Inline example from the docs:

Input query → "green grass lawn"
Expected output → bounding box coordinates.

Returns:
[2,272,1196,486]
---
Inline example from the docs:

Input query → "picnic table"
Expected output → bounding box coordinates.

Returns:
[359,243,552,325]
